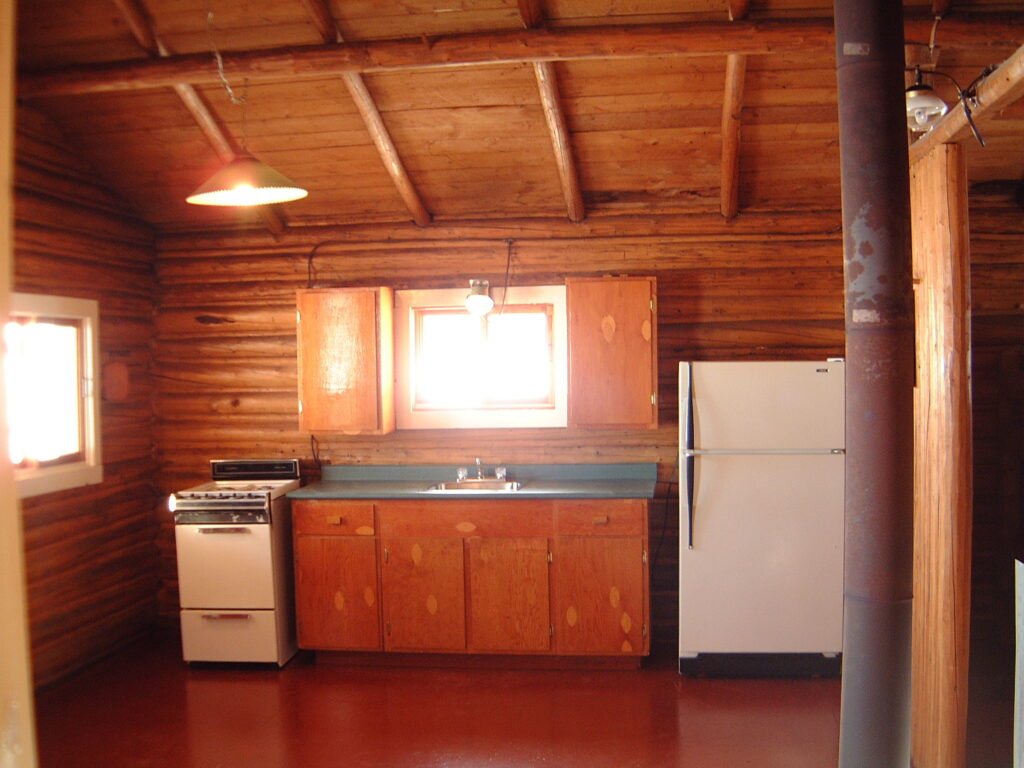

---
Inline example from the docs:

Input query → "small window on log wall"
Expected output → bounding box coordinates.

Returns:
[5,293,103,498]
[395,286,568,429]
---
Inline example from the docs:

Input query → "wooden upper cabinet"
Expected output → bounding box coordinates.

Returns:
[296,287,395,434]
[566,277,658,430]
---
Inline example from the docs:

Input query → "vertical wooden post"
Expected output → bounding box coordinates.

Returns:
[910,143,973,768]
[0,1,41,766]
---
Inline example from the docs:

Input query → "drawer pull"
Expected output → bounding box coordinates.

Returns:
[199,527,251,534]
[592,515,610,525]
[200,613,251,620]
[327,516,346,525]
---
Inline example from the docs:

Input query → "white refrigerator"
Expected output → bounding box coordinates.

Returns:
[678,360,845,673]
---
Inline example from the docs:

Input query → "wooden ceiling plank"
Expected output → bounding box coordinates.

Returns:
[298,0,431,226]
[910,42,1024,165]
[728,1,751,22]
[519,0,584,222]
[720,52,746,220]
[535,61,585,222]
[111,0,285,237]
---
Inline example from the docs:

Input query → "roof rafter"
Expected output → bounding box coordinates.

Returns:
[110,0,285,237]
[519,0,585,223]
[298,0,430,226]
[720,53,746,220]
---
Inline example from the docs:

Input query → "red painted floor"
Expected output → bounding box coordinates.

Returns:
[34,632,843,768]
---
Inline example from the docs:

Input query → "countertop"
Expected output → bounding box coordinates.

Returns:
[288,463,658,500]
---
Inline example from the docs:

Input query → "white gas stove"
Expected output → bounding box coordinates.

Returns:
[170,459,300,665]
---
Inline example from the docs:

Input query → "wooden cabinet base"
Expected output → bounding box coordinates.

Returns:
[312,651,643,670]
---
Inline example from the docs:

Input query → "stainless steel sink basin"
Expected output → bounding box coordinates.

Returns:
[426,480,523,492]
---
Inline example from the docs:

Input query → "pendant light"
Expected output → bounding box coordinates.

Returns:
[465,280,494,316]
[905,66,948,133]
[186,2,307,207]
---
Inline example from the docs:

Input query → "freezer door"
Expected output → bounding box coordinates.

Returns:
[678,453,844,656]
[680,360,844,451]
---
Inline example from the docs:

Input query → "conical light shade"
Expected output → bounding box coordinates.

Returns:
[905,83,948,133]
[186,154,308,206]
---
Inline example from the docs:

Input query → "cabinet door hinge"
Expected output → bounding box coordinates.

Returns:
[649,299,655,312]
[547,551,553,563]
[549,624,555,637]
[385,621,392,636]
[642,624,648,638]
[642,549,648,564]
[650,393,657,406]
[383,548,390,563]
[296,310,301,324]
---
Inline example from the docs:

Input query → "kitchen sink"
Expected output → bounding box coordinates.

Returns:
[426,480,523,492]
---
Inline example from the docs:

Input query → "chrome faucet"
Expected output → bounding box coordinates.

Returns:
[475,457,483,479]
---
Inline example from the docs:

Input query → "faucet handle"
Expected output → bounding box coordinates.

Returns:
[494,466,507,480]
[456,466,468,481]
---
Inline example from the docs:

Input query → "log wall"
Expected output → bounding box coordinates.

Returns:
[155,201,1022,649]
[13,106,159,687]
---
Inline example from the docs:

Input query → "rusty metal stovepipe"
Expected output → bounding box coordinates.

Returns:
[833,1,916,765]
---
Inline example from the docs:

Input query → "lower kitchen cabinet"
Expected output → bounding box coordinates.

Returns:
[467,537,551,653]
[381,537,466,651]
[293,497,648,659]
[292,500,381,650]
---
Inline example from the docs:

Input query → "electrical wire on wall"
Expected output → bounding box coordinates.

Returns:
[497,238,514,315]
[306,240,353,288]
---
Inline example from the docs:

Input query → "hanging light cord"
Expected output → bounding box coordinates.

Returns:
[927,67,991,148]
[205,0,250,151]
[497,239,514,316]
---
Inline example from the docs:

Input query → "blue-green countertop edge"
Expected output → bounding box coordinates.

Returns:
[288,463,658,500]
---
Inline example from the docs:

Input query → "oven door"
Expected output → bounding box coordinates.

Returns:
[175,523,276,609]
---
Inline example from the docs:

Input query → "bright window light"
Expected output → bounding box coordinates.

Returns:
[414,307,554,410]
[5,318,84,465]
[5,293,102,498]
[395,285,567,430]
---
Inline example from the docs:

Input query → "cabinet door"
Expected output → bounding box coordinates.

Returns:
[382,537,465,651]
[296,287,394,434]
[554,536,646,654]
[467,538,551,653]
[566,276,657,429]
[294,535,381,650]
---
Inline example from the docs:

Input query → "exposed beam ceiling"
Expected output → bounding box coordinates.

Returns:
[520,0,585,223]
[909,42,1024,164]
[110,0,285,237]
[24,15,1024,98]
[299,0,430,226]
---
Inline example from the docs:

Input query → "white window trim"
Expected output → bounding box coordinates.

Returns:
[8,292,103,498]
[394,285,568,430]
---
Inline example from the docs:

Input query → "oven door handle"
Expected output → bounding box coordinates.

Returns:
[198,526,252,534]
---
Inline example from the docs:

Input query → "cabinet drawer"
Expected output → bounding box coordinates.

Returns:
[555,500,646,536]
[379,500,552,538]
[293,500,376,536]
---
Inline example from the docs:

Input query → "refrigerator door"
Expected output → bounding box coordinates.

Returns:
[680,360,845,451]
[679,452,844,655]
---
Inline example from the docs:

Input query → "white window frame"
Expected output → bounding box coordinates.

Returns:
[6,292,102,498]
[394,285,568,430]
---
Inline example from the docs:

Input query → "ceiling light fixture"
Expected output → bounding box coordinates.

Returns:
[186,2,307,207]
[905,67,948,133]
[465,280,494,316]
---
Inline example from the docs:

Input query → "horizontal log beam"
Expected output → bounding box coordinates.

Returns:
[909,43,1024,165]
[20,15,1023,98]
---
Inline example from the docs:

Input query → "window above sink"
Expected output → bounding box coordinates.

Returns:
[394,285,568,430]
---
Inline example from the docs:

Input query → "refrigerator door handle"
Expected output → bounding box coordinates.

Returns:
[684,363,695,549]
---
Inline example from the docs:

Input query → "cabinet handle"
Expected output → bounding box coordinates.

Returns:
[592,515,610,525]
[199,527,250,534]
[327,516,346,525]
[200,613,251,620]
